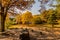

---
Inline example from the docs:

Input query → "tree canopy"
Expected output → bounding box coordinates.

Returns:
[0,0,35,32]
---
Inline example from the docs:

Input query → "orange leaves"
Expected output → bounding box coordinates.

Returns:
[1,0,35,10]
[21,11,33,24]
[2,0,11,7]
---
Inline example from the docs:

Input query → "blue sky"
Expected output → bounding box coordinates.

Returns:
[29,0,40,15]
[15,0,57,15]
[29,0,57,15]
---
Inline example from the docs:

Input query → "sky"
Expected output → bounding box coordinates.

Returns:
[29,0,57,15]
[15,0,57,15]
[29,0,40,15]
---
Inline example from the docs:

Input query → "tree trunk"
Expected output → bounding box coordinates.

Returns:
[0,7,5,32]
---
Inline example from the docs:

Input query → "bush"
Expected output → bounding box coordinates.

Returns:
[32,16,43,24]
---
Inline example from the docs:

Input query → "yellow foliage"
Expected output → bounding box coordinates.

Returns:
[2,0,11,7]
[32,15,41,24]
[21,11,33,24]
[5,13,10,23]
[15,14,22,24]
[40,9,54,21]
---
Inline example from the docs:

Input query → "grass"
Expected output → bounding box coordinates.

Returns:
[8,24,60,29]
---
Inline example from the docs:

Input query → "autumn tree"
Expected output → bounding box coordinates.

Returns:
[55,0,60,20]
[22,11,33,24]
[32,15,42,24]
[15,13,22,24]
[0,0,35,32]
[5,13,13,29]
[40,9,54,23]
[40,10,48,22]
[47,11,57,27]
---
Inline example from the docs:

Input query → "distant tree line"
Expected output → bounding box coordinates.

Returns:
[5,9,60,28]
[5,0,60,28]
